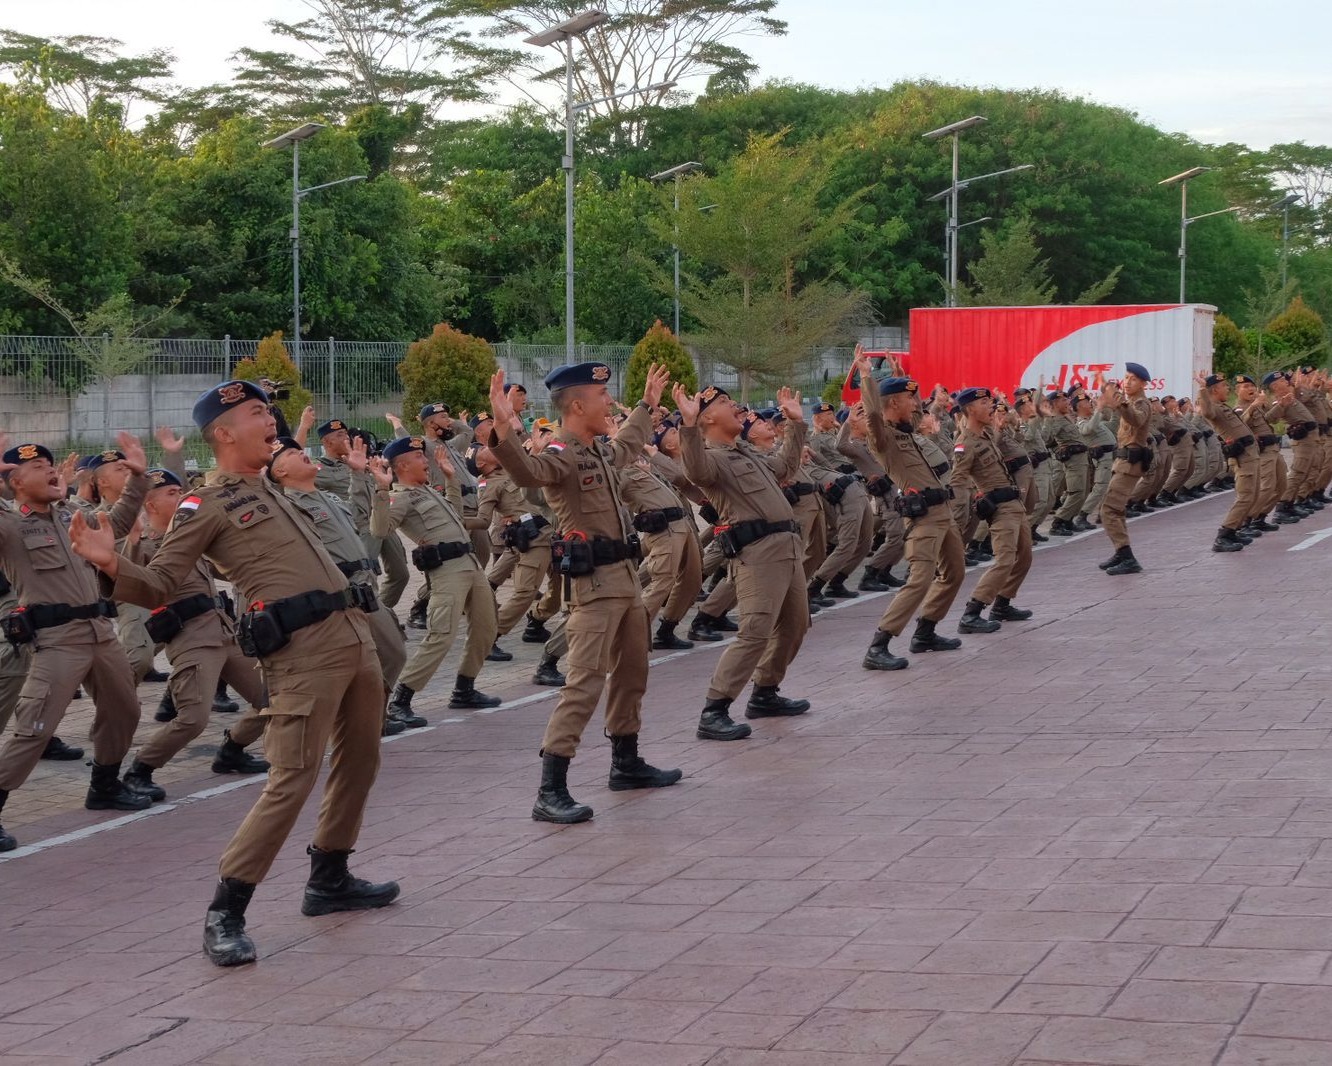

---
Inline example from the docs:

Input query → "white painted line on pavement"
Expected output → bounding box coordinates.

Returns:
[1290,528,1332,551]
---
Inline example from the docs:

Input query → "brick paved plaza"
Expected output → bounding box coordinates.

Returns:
[3,492,1332,1065]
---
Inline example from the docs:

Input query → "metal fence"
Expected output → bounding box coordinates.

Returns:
[0,333,869,463]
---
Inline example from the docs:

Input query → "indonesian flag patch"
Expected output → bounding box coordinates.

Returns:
[547,440,565,452]
[953,443,965,453]
[178,495,202,512]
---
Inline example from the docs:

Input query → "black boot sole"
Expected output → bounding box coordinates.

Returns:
[608,768,683,791]
[532,803,594,823]
[203,928,257,967]
[746,705,809,718]
[301,883,401,916]
[652,638,695,650]
[212,758,271,775]
[449,695,501,709]
[863,652,908,671]
[696,724,752,740]
[957,621,1000,634]
[85,792,152,812]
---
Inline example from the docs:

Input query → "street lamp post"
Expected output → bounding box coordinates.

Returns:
[263,122,366,370]
[1271,191,1301,288]
[649,161,702,335]
[1158,167,1240,303]
[924,117,1034,307]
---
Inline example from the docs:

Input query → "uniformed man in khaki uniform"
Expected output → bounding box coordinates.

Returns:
[1076,389,1117,526]
[1158,396,1197,504]
[837,405,905,589]
[120,467,269,801]
[806,403,875,598]
[373,436,500,722]
[1267,370,1322,516]
[269,437,410,732]
[1237,375,1289,526]
[68,381,398,967]
[487,362,681,824]
[1098,363,1153,574]
[1045,390,1090,536]
[676,383,812,739]
[851,352,964,671]
[1193,372,1260,552]
[951,388,1034,630]
[1018,392,1054,539]
[0,438,153,852]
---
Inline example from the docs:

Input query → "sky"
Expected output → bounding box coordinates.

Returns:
[5,0,1332,149]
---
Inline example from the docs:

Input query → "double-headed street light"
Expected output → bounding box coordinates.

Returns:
[924,117,1032,306]
[1271,191,1302,288]
[1158,167,1239,304]
[650,161,702,335]
[263,122,366,370]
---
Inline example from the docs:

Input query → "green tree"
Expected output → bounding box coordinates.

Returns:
[232,332,314,427]
[659,131,870,401]
[1212,313,1248,377]
[0,31,174,122]
[955,217,1120,306]
[398,323,496,424]
[624,320,696,407]
[1268,295,1327,361]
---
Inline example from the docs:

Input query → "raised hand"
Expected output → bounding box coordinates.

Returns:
[642,363,671,409]
[489,370,515,429]
[56,451,80,492]
[68,510,118,572]
[345,436,369,472]
[777,385,804,423]
[154,425,185,452]
[368,456,393,491]
[672,383,701,425]
[299,405,316,432]
[432,443,456,480]
[116,431,147,475]
[385,411,404,431]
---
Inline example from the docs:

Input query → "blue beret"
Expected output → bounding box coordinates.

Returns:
[1234,374,1256,386]
[419,402,450,422]
[192,380,270,429]
[75,455,97,471]
[468,412,492,429]
[698,385,730,413]
[384,436,427,464]
[265,436,304,470]
[739,411,761,440]
[146,467,184,490]
[1124,362,1151,383]
[757,407,779,421]
[543,362,611,391]
[2,442,54,467]
[956,387,992,407]
[1204,374,1226,388]
[1069,389,1090,405]
[835,408,850,424]
[1261,371,1286,387]
[811,400,836,414]
[86,449,127,470]
[503,382,527,393]
[1064,385,1081,399]
[317,419,349,437]
[463,443,482,478]
[879,376,919,397]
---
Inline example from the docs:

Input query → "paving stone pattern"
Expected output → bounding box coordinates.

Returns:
[2,493,1332,1064]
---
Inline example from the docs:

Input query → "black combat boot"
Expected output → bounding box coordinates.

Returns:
[688,612,723,642]
[1254,515,1280,532]
[203,877,258,967]
[710,613,739,632]
[1242,517,1264,537]
[522,614,552,643]
[41,736,84,761]
[533,656,566,687]
[910,617,962,652]
[123,760,166,803]
[1099,546,1128,570]
[746,685,810,718]
[213,682,239,713]
[449,674,500,709]
[486,642,513,662]
[979,537,994,560]
[958,600,1001,634]
[407,601,428,629]
[1048,517,1074,537]
[857,568,890,593]
[825,574,858,599]
[382,716,405,737]
[300,845,400,916]
[864,629,908,670]
[155,689,178,722]
[696,697,751,740]
[0,790,16,853]
[653,618,694,650]
[533,753,594,823]
[990,596,1033,622]
[1105,547,1143,575]
[1072,515,1094,532]
[879,567,906,587]
[1306,494,1326,510]
[807,577,828,601]
[85,761,152,811]
[1212,527,1244,553]
[144,667,170,683]
[607,734,683,791]
[964,541,983,566]
[1158,490,1179,505]
[1031,526,1049,543]
[387,683,427,728]
[212,731,271,775]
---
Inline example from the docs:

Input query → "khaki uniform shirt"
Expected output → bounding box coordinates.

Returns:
[286,477,379,583]
[111,472,366,658]
[1112,395,1152,474]
[370,478,478,577]
[1196,389,1251,442]
[131,526,232,650]
[860,386,950,496]
[953,427,1018,494]
[1078,409,1118,448]
[477,469,555,547]
[0,474,148,646]
[491,403,652,602]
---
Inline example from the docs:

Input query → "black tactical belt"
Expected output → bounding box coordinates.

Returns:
[0,573,9,597]
[1288,421,1317,441]
[1115,445,1152,464]
[24,600,117,629]
[336,557,377,578]
[411,540,472,571]
[821,474,858,504]
[983,486,1021,505]
[1167,429,1188,445]
[782,482,816,504]
[715,518,799,558]
[932,461,951,477]
[146,592,224,644]
[237,585,377,658]
[1055,442,1088,461]
[1258,434,1280,449]
[1222,434,1256,459]
[1090,444,1115,460]
[591,536,641,564]
[1322,424,1330,435]
[460,484,477,496]
[1003,454,1031,474]
[837,463,857,475]
[1029,450,1050,467]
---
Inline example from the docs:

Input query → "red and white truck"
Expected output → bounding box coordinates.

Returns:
[845,304,1216,402]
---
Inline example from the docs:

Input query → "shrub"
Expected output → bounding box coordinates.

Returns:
[398,323,496,427]
[623,320,697,409]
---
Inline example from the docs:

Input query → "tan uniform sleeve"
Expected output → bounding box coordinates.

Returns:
[679,425,724,489]
[112,498,223,609]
